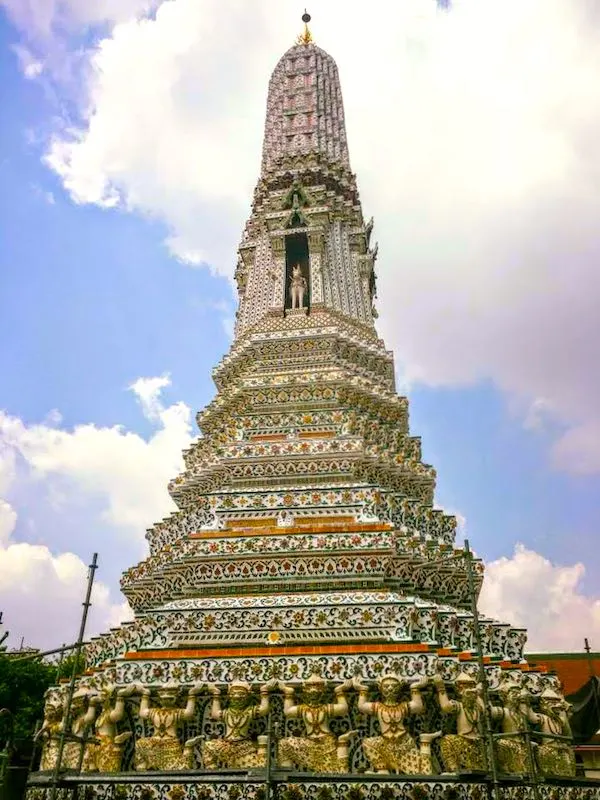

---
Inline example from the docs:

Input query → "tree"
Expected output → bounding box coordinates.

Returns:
[0,648,86,755]
[54,651,86,683]
[0,649,88,798]
[0,655,56,753]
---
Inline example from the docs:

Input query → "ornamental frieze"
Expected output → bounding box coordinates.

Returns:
[85,592,526,670]
[143,488,459,555]
[26,782,600,800]
[122,546,487,617]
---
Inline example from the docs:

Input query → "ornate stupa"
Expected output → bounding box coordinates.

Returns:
[29,14,597,800]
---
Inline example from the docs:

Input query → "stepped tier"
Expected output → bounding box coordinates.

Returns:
[122,520,485,612]
[88,589,526,669]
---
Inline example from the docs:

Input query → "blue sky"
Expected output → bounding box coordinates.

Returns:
[1,0,599,652]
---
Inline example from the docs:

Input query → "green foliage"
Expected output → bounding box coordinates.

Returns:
[0,654,55,749]
[54,650,86,681]
[0,647,86,765]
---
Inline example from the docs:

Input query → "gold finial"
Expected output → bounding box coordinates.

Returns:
[296,10,313,45]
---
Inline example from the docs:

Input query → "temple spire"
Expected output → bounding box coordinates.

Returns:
[296,10,313,45]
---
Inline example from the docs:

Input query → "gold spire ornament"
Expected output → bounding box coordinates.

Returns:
[296,10,313,45]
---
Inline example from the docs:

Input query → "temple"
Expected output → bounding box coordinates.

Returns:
[28,15,600,800]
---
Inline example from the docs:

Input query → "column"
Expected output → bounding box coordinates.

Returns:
[308,229,325,306]
[269,233,286,311]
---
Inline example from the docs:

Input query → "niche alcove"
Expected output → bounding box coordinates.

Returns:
[284,231,310,311]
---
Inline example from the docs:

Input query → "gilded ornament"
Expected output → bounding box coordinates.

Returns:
[37,689,95,771]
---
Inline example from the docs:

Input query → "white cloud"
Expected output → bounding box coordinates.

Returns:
[44,0,279,272]
[0,375,191,535]
[12,44,44,78]
[0,376,191,649]
[33,0,600,474]
[0,542,133,651]
[522,397,556,433]
[550,420,600,475]
[0,500,17,546]
[129,374,171,422]
[480,544,600,651]
[0,444,16,496]
[0,461,131,651]
[1,0,157,41]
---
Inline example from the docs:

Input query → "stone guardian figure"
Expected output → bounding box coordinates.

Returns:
[82,683,135,772]
[494,678,532,775]
[523,687,577,778]
[289,264,307,310]
[203,680,276,769]
[134,683,203,771]
[39,689,96,771]
[36,691,65,771]
[433,672,488,773]
[356,674,439,775]
[278,675,356,772]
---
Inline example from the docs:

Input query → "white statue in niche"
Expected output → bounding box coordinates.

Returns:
[289,264,307,309]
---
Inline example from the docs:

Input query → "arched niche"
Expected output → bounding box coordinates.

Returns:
[284,231,310,312]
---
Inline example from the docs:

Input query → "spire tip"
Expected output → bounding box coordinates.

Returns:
[297,9,313,45]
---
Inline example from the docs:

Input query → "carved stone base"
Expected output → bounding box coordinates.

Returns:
[285,307,308,317]
[25,771,600,800]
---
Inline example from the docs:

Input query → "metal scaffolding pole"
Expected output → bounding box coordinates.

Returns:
[49,553,98,800]
[265,715,276,800]
[11,642,79,664]
[584,638,600,734]
[464,539,502,800]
